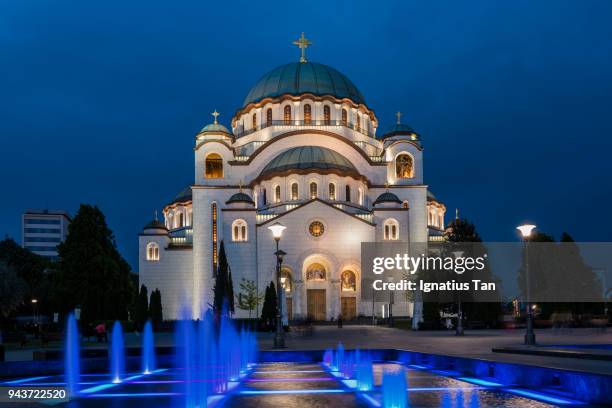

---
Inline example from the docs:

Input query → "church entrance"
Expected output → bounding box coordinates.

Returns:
[341,297,356,320]
[307,289,326,320]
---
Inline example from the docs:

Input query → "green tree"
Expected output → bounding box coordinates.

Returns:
[0,238,51,314]
[0,261,26,319]
[133,284,149,329]
[237,279,262,318]
[445,217,501,327]
[260,281,277,329]
[213,241,235,315]
[149,289,163,326]
[56,204,133,323]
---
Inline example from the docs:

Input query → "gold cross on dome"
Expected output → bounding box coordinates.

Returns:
[211,110,220,124]
[293,32,312,63]
[395,111,402,124]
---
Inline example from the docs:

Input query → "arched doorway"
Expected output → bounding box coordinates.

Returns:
[305,262,327,320]
[340,270,357,320]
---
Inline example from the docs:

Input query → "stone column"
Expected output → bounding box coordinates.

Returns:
[330,279,341,320]
[293,279,304,319]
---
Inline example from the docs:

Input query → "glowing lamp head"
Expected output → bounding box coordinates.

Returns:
[268,222,286,240]
[516,224,536,239]
[31,299,38,304]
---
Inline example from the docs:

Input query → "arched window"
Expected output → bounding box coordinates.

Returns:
[232,219,248,242]
[328,182,336,200]
[274,185,281,203]
[402,200,409,209]
[341,270,356,291]
[395,153,414,179]
[211,203,218,271]
[304,104,312,125]
[356,114,361,132]
[384,219,399,240]
[306,263,326,281]
[178,212,184,228]
[291,182,299,200]
[323,105,331,125]
[262,188,267,206]
[284,105,292,125]
[345,185,351,202]
[252,113,257,129]
[266,108,272,126]
[309,182,318,199]
[146,242,159,261]
[341,109,348,126]
[205,153,223,178]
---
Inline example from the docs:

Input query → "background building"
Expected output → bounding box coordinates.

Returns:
[22,209,71,260]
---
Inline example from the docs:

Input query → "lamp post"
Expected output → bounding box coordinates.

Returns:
[517,224,537,345]
[387,276,394,326]
[451,251,464,336]
[268,222,287,349]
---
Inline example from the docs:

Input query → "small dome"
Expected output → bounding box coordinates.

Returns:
[380,123,418,140]
[200,122,231,134]
[143,219,167,231]
[258,146,359,181]
[226,192,255,205]
[243,62,366,107]
[373,192,402,205]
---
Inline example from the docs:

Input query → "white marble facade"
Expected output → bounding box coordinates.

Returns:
[139,52,446,321]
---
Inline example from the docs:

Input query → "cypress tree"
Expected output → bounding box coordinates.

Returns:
[213,241,229,313]
[149,289,163,326]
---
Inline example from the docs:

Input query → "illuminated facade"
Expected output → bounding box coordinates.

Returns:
[139,35,446,321]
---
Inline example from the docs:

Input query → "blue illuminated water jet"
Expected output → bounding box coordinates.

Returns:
[64,313,80,396]
[355,350,374,391]
[141,320,155,374]
[109,321,125,383]
[382,367,408,408]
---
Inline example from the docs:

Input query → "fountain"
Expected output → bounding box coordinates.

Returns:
[64,313,80,396]
[176,312,196,407]
[382,367,408,408]
[109,321,125,383]
[323,348,333,367]
[141,320,155,374]
[355,350,374,391]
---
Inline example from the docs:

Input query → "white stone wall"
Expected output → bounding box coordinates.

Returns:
[138,233,193,320]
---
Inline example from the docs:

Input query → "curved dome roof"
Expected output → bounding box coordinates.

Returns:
[380,123,417,140]
[258,146,359,181]
[166,186,192,207]
[200,122,230,134]
[226,192,255,205]
[243,62,366,107]
[373,192,402,205]
[143,219,168,231]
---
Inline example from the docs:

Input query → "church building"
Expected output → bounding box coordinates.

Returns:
[139,34,446,321]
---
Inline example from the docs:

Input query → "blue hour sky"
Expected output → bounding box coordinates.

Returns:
[1,1,612,270]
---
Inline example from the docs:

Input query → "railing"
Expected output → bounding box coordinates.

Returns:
[256,213,278,223]
[170,235,193,245]
[233,120,376,139]
[355,213,374,223]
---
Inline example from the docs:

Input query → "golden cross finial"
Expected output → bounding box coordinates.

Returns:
[211,110,220,124]
[293,32,312,63]
[395,111,402,124]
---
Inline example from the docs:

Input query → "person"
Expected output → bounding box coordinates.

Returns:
[337,314,343,328]
[95,322,107,343]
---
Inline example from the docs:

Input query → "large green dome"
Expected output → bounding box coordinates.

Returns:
[258,146,359,181]
[243,62,366,107]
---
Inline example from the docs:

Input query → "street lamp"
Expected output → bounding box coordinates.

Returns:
[268,222,286,348]
[451,251,464,336]
[386,276,394,326]
[517,223,536,345]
